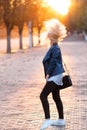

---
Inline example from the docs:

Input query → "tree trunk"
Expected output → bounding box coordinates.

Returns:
[7,28,11,53]
[28,21,33,47]
[38,27,41,45]
[19,30,23,49]
[83,30,87,41]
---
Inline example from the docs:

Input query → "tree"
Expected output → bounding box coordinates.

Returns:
[0,0,15,53]
[77,1,87,32]
[0,1,3,26]
[25,0,44,46]
[0,0,14,53]
[66,0,87,33]
[0,0,27,52]
[13,0,26,49]
[32,0,48,44]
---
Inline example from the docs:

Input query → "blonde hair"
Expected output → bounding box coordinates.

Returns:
[44,18,67,41]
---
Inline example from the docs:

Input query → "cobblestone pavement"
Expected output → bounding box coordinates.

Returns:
[0,41,87,130]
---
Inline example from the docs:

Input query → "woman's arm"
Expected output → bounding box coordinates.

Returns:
[46,47,60,76]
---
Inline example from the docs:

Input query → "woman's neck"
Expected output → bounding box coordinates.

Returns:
[50,40,57,45]
[53,42,57,45]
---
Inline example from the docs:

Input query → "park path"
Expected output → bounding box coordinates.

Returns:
[0,40,87,130]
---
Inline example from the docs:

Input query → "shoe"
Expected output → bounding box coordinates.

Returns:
[40,119,53,130]
[52,119,66,126]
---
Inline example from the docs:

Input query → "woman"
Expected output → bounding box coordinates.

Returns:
[40,19,67,130]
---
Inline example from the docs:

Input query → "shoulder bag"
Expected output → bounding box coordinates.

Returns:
[60,61,72,89]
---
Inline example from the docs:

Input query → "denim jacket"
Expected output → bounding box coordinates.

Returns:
[43,43,65,77]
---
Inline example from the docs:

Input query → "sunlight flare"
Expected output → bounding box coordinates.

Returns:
[46,0,71,15]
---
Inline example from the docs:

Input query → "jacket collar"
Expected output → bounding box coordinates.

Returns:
[53,42,58,46]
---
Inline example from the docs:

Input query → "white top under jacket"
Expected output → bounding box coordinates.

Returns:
[48,74,63,86]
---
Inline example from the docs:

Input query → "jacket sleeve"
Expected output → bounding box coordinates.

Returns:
[46,47,60,75]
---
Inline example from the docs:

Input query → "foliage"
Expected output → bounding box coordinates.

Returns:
[0,0,87,53]
[66,0,87,32]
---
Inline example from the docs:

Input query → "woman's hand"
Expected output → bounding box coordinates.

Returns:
[46,74,50,82]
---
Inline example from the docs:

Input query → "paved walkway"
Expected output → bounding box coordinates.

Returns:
[0,41,87,130]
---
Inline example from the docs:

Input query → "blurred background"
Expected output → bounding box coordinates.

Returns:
[0,0,87,53]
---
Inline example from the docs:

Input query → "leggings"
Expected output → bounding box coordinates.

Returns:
[40,81,64,119]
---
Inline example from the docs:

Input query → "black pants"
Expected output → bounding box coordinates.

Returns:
[40,81,64,119]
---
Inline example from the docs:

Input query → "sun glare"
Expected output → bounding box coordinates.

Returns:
[47,0,71,15]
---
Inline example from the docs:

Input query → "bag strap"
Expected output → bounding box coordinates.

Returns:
[63,60,70,75]
[58,44,70,75]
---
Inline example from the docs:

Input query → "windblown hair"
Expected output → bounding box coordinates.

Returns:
[44,18,67,41]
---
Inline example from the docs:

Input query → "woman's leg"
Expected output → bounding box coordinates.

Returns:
[40,81,56,119]
[52,82,64,119]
